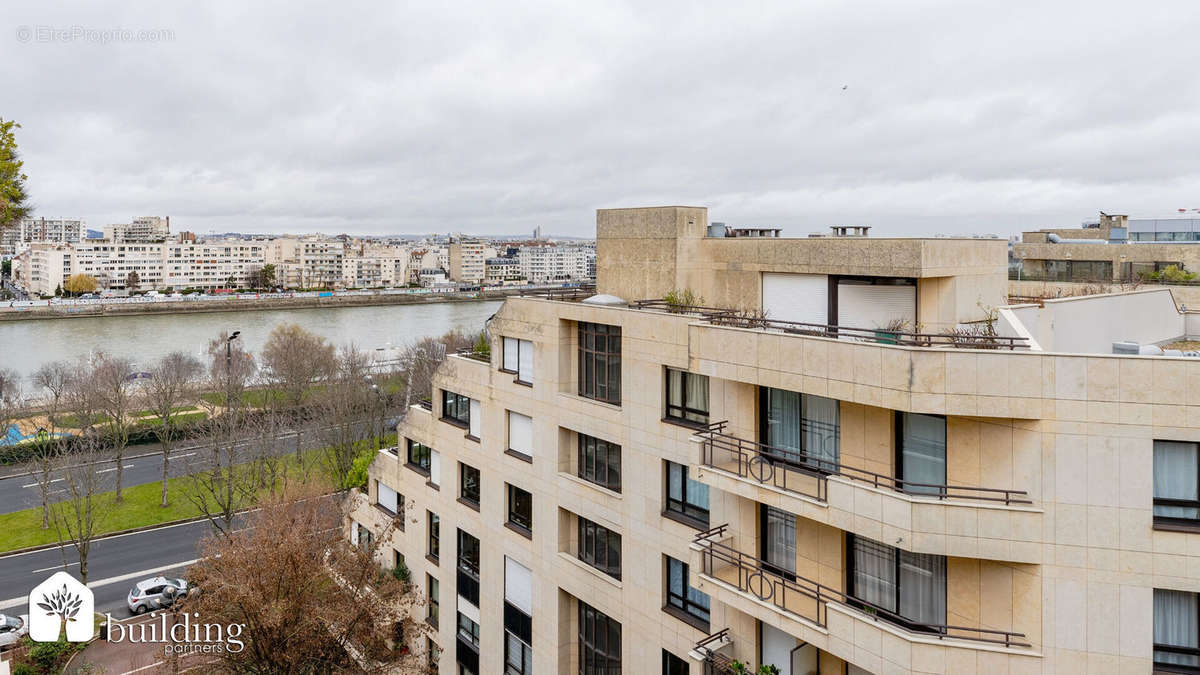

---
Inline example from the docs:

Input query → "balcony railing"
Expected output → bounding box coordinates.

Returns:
[696,422,1033,506]
[630,299,1029,350]
[453,347,491,363]
[517,284,596,301]
[693,630,738,675]
[694,524,1031,649]
[416,398,433,412]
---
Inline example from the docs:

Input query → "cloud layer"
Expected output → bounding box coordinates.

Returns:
[5,0,1200,237]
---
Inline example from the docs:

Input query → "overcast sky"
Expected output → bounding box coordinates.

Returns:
[5,1,1200,238]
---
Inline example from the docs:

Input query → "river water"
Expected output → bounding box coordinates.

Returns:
[0,300,503,380]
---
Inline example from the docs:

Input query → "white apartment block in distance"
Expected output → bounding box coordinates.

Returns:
[517,242,595,283]
[450,237,487,284]
[1,217,86,255]
[349,204,1200,674]
[103,216,170,242]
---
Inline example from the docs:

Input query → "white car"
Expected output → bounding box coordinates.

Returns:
[0,613,28,649]
[126,577,189,614]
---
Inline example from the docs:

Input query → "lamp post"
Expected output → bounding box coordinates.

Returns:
[225,331,241,409]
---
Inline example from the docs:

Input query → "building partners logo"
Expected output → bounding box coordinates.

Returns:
[106,612,245,655]
[28,571,94,642]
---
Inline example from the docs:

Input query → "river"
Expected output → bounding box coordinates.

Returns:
[0,300,503,380]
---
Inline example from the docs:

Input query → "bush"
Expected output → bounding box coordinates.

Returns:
[346,446,375,489]
[1150,264,1198,283]
[25,636,83,673]
[391,560,411,584]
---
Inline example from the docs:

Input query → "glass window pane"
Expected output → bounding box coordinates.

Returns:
[852,536,897,613]
[1154,441,1200,520]
[901,413,946,495]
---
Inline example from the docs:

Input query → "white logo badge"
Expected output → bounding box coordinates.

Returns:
[28,571,94,642]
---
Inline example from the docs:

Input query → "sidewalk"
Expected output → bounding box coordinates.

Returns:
[65,614,213,675]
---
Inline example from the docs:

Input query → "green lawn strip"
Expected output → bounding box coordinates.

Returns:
[132,405,197,417]
[50,413,113,428]
[0,447,338,553]
[134,412,209,428]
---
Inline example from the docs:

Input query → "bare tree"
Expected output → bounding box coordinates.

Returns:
[183,487,430,673]
[313,346,376,491]
[30,361,72,529]
[51,434,115,583]
[261,323,337,409]
[145,351,202,507]
[91,352,138,502]
[399,330,473,413]
[0,366,20,448]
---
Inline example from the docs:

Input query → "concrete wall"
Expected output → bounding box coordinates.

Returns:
[1008,288,1185,353]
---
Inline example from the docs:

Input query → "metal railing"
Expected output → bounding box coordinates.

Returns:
[416,398,433,412]
[453,347,491,363]
[694,629,738,675]
[518,284,596,301]
[630,299,1029,350]
[693,525,1031,649]
[696,422,1033,506]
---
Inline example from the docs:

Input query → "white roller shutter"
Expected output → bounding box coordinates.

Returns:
[429,449,441,487]
[836,282,916,331]
[517,339,534,383]
[762,273,828,325]
[505,557,533,615]
[376,481,398,513]
[503,338,519,371]
[469,399,481,438]
[508,412,533,457]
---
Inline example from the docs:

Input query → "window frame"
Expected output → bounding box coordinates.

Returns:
[1153,588,1200,673]
[846,533,947,633]
[507,483,533,535]
[662,650,689,675]
[578,600,621,675]
[577,432,621,493]
[664,460,710,529]
[664,555,710,630]
[459,462,481,508]
[441,390,471,428]
[456,611,480,648]
[578,322,621,405]
[664,367,710,426]
[577,516,622,580]
[407,438,433,475]
[1153,440,1200,532]
[505,631,533,675]
[427,511,440,562]
[427,574,440,626]
[894,411,948,497]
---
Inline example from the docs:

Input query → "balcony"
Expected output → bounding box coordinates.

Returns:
[691,525,1038,672]
[689,630,737,675]
[693,423,1043,563]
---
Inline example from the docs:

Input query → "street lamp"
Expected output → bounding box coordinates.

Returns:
[225,331,241,407]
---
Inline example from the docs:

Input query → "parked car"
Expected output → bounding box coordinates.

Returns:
[79,293,97,299]
[0,614,28,649]
[127,577,190,614]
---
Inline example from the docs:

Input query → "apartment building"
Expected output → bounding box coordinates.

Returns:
[162,240,266,289]
[1,217,86,255]
[265,237,346,288]
[450,237,487,284]
[103,216,170,242]
[350,205,1200,674]
[1016,211,1200,282]
[485,257,525,285]
[517,243,595,283]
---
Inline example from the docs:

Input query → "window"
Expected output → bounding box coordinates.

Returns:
[457,612,480,647]
[1154,588,1200,672]
[408,439,433,474]
[578,322,621,404]
[505,557,533,648]
[848,534,946,630]
[428,511,440,561]
[457,528,481,607]
[427,574,440,626]
[375,480,400,517]
[578,516,621,580]
[442,390,471,427]
[665,556,710,629]
[507,484,533,534]
[665,368,709,425]
[356,523,373,551]
[664,461,709,528]
[505,632,533,675]
[761,388,840,471]
[578,433,621,492]
[428,637,440,672]
[761,505,796,578]
[662,650,689,675]
[1154,440,1200,529]
[503,337,534,384]
[579,600,621,674]
[896,412,946,496]
[508,411,534,459]
[460,463,480,507]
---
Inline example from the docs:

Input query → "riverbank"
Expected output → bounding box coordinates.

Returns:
[0,285,562,322]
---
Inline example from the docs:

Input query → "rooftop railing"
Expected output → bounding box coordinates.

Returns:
[517,284,596,301]
[630,299,1030,350]
[453,347,491,363]
[696,421,1033,506]
[694,524,1032,649]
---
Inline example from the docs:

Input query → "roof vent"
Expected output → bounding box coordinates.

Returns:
[582,294,628,307]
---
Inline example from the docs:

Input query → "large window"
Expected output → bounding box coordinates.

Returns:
[1154,440,1200,529]
[578,433,621,492]
[502,337,534,385]
[665,368,709,425]
[427,574,440,626]
[578,516,621,580]
[508,411,533,459]
[665,556,710,630]
[761,505,796,578]
[761,388,840,471]
[460,463,480,508]
[664,461,709,528]
[662,650,689,675]
[442,390,471,427]
[578,322,621,405]
[579,600,621,675]
[427,511,440,561]
[505,557,533,668]
[408,439,433,474]
[1154,588,1200,672]
[848,535,946,630]
[457,528,481,607]
[896,412,946,496]
[507,484,533,534]
[505,632,533,675]
[457,612,479,648]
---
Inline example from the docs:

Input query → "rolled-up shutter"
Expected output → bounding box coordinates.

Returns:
[469,399,481,438]
[508,412,533,457]
[836,281,916,330]
[377,481,398,513]
[517,340,534,383]
[503,338,519,371]
[429,449,441,487]
[762,273,828,325]
[505,557,532,615]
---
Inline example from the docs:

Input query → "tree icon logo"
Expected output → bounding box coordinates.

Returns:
[27,571,94,642]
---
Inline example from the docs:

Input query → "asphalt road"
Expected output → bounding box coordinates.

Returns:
[0,518,221,618]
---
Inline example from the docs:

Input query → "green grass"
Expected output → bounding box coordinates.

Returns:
[132,405,197,417]
[0,448,335,553]
[199,388,285,408]
[51,413,112,428]
[134,411,209,428]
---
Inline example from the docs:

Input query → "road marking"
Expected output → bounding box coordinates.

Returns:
[31,560,79,573]
[0,558,201,610]
[20,477,64,488]
[97,464,136,474]
[176,452,196,458]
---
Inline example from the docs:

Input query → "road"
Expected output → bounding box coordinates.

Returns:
[0,518,219,618]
